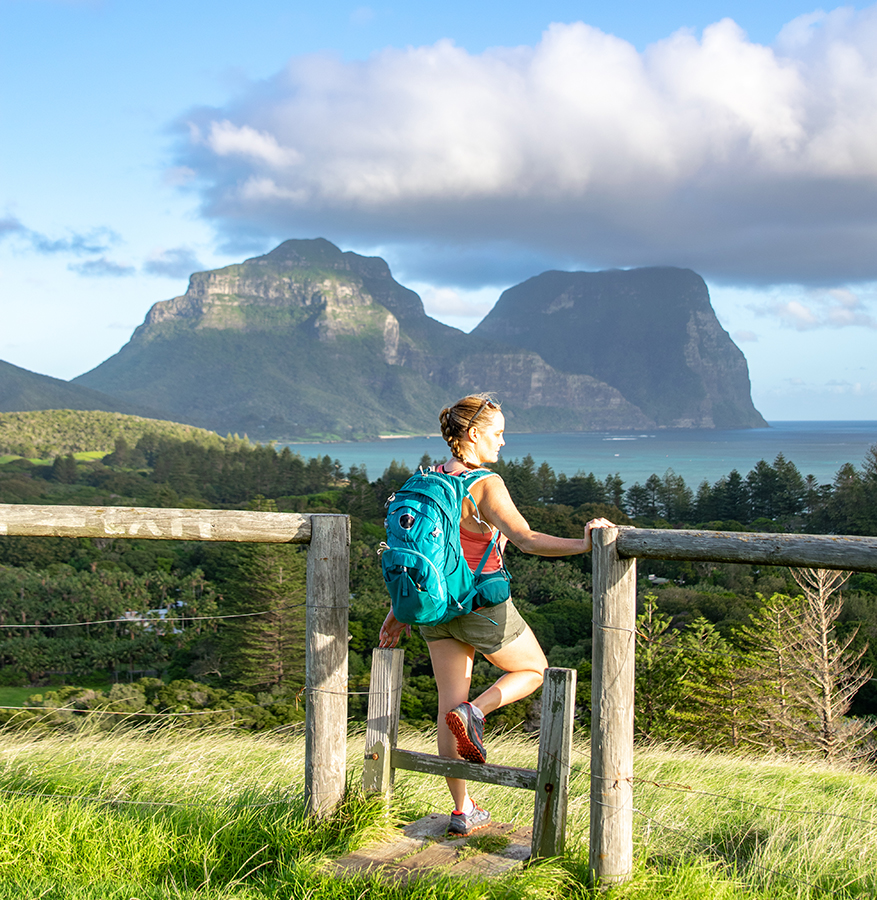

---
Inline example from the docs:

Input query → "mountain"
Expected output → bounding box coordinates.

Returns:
[472,268,767,429]
[0,358,160,418]
[72,239,656,439]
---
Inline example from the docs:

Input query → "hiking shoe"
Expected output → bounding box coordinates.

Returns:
[448,802,491,836]
[446,702,486,763]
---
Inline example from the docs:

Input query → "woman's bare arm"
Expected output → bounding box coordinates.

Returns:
[470,475,612,555]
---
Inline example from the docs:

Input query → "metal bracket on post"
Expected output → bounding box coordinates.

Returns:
[363,741,389,794]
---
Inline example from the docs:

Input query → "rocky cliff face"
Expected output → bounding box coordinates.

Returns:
[472,267,766,429]
[73,241,763,439]
[138,241,406,365]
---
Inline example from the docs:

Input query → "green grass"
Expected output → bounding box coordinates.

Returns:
[0,726,873,898]
[0,686,48,706]
[0,450,110,464]
[0,682,115,708]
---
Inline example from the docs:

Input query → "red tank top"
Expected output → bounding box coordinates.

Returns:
[460,526,503,573]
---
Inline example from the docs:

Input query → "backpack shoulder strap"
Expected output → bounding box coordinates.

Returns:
[456,469,501,528]
[472,529,502,577]
[455,467,499,485]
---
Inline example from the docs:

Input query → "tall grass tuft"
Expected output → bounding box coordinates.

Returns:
[0,725,873,897]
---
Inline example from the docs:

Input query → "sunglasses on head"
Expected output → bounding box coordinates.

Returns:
[466,398,498,430]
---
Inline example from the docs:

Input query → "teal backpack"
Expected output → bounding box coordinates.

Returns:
[379,468,511,627]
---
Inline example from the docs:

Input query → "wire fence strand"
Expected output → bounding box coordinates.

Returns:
[633,776,877,829]
[0,600,313,629]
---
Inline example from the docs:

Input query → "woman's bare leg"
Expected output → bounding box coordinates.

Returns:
[472,625,547,714]
[427,637,475,810]
[427,626,547,810]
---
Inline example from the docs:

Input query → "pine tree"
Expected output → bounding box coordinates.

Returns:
[635,593,680,743]
[785,568,874,762]
[51,453,77,484]
[735,592,803,753]
[536,461,557,504]
[220,497,307,691]
[717,469,748,524]
[656,469,693,523]
[603,473,625,510]
[670,617,755,749]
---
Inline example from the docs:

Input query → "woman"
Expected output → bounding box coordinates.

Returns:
[379,394,612,836]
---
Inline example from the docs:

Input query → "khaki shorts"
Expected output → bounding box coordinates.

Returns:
[419,600,528,656]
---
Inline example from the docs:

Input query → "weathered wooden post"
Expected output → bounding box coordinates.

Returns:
[590,526,636,887]
[304,514,350,816]
[363,647,405,796]
[532,666,577,858]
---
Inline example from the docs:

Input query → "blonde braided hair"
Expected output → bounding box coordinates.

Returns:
[439,394,500,461]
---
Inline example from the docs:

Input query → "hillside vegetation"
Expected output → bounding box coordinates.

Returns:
[1,421,877,895]
[0,728,871,898]
[0,409,230,458]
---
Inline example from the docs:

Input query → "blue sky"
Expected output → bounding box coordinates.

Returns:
[2,0,876,420]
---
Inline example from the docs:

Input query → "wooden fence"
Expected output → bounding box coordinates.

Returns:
[0,503,350,817]
[4,504,877,884]
[589,525,877,888]
[363,648,576,859]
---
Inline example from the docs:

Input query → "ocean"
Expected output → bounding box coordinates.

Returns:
[280,421,877,488]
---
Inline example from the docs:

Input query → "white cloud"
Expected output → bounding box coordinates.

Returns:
[415,284,496,319]
[409,283,498,332]
[200,121,303,169]
[162,166,196,187]
[1,218,119,257]
[0,216,26,239]
[754,286,877,331]
[69,257,135,278]
[175,6,877,289]
[732,329,758,342]
[350,6,374,27]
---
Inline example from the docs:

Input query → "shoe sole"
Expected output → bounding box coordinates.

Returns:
[446,710,486,764]
[447,819,491,836]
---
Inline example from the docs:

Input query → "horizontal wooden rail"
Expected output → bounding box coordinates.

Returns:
[0,504,312,543]
[391,748,538,791]
[617,528,877,573]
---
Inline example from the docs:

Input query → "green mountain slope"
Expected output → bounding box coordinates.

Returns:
[73,239,653,439]
[0,359,163,419]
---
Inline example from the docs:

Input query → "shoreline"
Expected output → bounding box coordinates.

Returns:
[378,433,442,440]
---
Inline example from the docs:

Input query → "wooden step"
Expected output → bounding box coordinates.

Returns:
[330,813,533,883]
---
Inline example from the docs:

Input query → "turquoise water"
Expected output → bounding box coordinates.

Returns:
[281,422,877,487]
